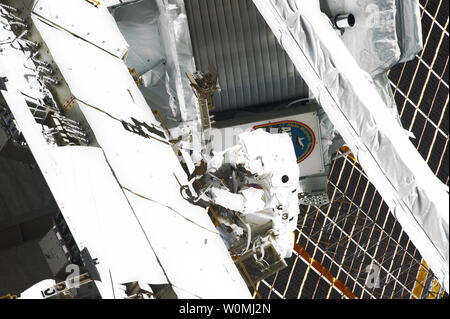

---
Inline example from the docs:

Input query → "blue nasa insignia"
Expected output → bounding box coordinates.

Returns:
[253,120,316,163]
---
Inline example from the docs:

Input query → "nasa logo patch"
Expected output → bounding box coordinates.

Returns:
[253,120,316,163]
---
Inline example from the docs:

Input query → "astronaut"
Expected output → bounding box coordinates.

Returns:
[197,129,300,259]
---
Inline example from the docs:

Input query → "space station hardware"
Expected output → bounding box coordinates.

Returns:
[320,0,423,126]
[41,274,99,299]
[1,0,447,298]
[20,274,100,299]
[0,0,93,148]
[85,0,101,8]
[128,68,143,86]
[186,65,219,156]
[0,116,6,151]
[253,0,448,292]
[0,100,32,162]
[121,282,155,299]
[43,113,90,146]
[1,103,22,148]
[210,103,331,207]
[332,14,355,30]
[189,129,300,284]
[39,226,75,279]
[321,0,423,75]
[38,212,102,299]
[1,0,252,299]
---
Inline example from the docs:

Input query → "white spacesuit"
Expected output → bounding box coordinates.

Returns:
[203,129,300,259]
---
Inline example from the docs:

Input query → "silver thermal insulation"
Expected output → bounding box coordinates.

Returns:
[396,0,423,63]
[185,0,309,113]
[111,0,165,86]
[111,0,200,124]
[319,0,423,126]
[110,0,174,124]
[320,0,423,77]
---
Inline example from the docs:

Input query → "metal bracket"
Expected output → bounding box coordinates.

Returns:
[85,0,101,8]
[128,68,142,86]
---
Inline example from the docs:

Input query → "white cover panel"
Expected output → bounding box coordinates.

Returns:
[0,33,168,288]
[48,146,169,286]
[0,86,167,296]
[27,6,251,298]
[32,16,158,126]
[33,0,129,58]
[126,190,252,299]
[78,103,251,298]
